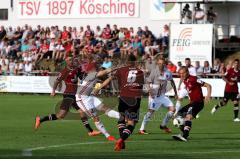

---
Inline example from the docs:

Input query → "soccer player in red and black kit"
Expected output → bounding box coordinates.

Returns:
[35,57,100,136]
[211,59,240,122]
[113,54,144,151]
[173,66,212,142]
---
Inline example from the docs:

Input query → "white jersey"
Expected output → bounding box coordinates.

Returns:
[148,67,173,96]
[77,71,98,96]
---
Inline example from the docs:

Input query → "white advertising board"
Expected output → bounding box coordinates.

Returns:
[169,24,213,66]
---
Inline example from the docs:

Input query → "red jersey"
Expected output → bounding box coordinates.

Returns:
[184,75,205,103]
[85,30,93,38]
[61,31,70,40]
[40,44,49,50]
[102,28,112,39]
[57,67,82,94]
[115,66,144,98]
[224,68,240,93]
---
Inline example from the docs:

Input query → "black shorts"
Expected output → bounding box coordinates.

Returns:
[60,94,79,111]
[178,101,204,118]
[118,97,141,121]
[224,92,238,102]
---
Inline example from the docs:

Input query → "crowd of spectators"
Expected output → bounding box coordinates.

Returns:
[0,23,229,78]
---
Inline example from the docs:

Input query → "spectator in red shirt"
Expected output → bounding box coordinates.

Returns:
[167,61,177,73]
[37,39,49,61]
[61,26,70,40]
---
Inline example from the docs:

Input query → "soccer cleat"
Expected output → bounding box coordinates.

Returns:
[114,139,124,151]
[107,136,116,141]
[196,114,200,119]
[211,106,217,115]
[160,125,172,133]
[233,118,240,122]
[88,130,101,136]
[172,134,187,142]
[34,116,41,130]
[138,130,149,135]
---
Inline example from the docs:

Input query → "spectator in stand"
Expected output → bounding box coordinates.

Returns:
[167,61,177,73]
[176,61,182,72]
[8,58,16,75]
[112,24,119,41]
[13,26,23,40]
[61,26,70,41]
[212,58,221,73]
[14,60,24,75]
[120,39,131,62]
[193,2,205,24]
[108,42,120,58]
[6,26,15,44]
[85,25,94,40]
[137,27,144,37]
[0,26,7,41]
[181,3,192,24]
[129,27,135,38]
[203,60,211,77]
[144,26,153,39]
[219,62,226,74]
[101,56,112,69]
[160,25,169,50]
[124,28,131,40]
[144,55,156,77]
[77,26,85,41]
[131,36,144,57]
[0,64,2,75]
[1,59,8,75]
[37,39,49,61]
[95,26,102,42]
[195,61,203,77]
[207,6,217,24]
[1,41,11,57]
[24,61,32,75]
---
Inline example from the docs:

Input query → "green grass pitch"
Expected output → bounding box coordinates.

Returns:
[0,94,240,159]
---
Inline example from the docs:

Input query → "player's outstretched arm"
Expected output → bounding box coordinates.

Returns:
[203,82,212,104]
[93,76,113,95]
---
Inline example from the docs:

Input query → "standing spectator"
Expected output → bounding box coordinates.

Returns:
[181,4,192,24]
[193,3,205,24]
[195,61,204,77]
[207,7,217,24]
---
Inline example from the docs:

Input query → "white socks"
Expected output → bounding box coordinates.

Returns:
[95,121,110,138]
[175,100,182,114]
[140,111,153,131]
[162,111,174,127]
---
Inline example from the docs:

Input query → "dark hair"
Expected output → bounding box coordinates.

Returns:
[234,59,239,63]
[185,58,191,61]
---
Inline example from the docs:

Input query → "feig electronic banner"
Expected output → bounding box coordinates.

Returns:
[169,24,213,66]
[16,0,139,19]
[150,0,180,20]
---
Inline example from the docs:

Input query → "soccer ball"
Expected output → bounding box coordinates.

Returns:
[94,83,102,90]
[173,116,185,127]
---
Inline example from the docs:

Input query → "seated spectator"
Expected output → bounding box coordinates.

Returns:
[193,2,205,24]
[112,24,119,41]
[21,40,30,52]
[1,59,8,75]
[14,60,24,75]
[108,42,120,58]
[167,61,177,73]
[37,39,49,61]
[219,62,226,74]
[101,57,112,69]
[24,61,32,75]
[53,39,65,60]
[195,61,203,77]
[0,26,7,41]
[8,58,16,75]
[95,26,102,41]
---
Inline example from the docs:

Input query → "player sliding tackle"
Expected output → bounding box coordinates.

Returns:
[35,57,100,136]
[139,57,178,134]
[75,56,120,141]
[172,66,212,142]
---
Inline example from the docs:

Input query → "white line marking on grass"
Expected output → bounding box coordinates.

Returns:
[21,140,240,157]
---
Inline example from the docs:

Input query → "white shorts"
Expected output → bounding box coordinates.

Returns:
[75,95,102,117]
[148,95,174,111]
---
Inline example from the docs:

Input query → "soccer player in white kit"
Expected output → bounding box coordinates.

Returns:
[175,58,197,116]
[75,61,120,141]
[139,57,178,134]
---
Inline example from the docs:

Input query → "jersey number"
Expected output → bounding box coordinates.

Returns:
[127,70,138,83]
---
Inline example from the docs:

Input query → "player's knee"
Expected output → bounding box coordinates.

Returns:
[168,106,175,112]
